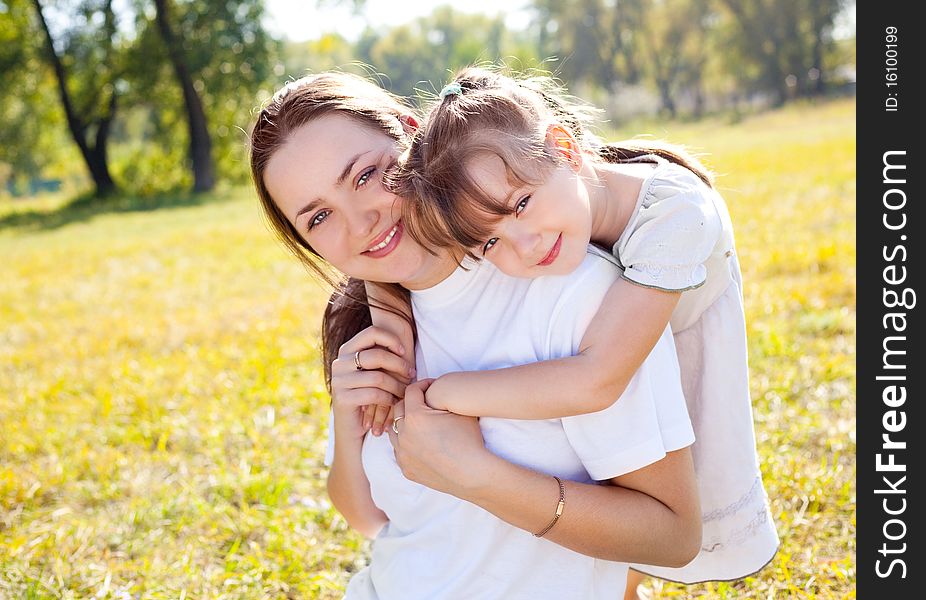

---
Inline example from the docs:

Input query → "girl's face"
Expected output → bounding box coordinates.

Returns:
[468,154,592,278]
[264,113,447,289]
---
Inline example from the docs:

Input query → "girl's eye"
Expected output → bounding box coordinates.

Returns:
[482,237,499,254]
[357,167,377,188]
[515,195,531,216]
[308,210,331,230]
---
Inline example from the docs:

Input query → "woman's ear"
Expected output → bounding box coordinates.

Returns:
[399,114,420,135]
[545,124,582,172]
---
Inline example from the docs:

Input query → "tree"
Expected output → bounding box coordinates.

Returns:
[0,0,68,190]
[30,0,120,196]
[640,0,713,118]
[152,0,213,192]
[717,0,847,105]
[126,0,278,189]
[353,6,537,99]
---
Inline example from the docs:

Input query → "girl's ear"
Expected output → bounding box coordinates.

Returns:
[545,124,582,172]
[399,114,420,135]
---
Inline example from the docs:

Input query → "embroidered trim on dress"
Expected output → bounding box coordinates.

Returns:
[702,475,765,523]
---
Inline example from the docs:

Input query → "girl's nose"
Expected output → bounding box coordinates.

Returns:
[508,223,540,263]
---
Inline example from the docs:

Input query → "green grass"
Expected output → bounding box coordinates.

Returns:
[1,97,855,598]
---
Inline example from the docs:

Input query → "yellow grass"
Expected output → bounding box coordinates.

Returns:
[1,97,855,598]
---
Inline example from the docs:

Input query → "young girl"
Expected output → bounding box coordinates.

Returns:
[372,67,779,585]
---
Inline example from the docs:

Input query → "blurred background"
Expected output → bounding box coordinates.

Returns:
[1,0,854,198]
[1,1,855,598]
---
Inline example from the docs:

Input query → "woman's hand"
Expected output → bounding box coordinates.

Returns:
[331,325,415,439]
[387,379,488,495]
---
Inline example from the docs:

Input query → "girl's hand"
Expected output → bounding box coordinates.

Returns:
[387,379,489,495]
[331,325,415,439]
[419,375,451,411]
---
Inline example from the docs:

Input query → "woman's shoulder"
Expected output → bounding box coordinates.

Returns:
[536,248,623,353]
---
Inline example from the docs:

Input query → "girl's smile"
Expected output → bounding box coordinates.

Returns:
[536,233,563,267]
[466,154,592,278]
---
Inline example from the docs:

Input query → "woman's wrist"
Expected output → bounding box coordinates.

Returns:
[331,407,368,442]
[449,449,507,501]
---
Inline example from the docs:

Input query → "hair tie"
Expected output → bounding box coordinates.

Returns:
[439,82,463,100]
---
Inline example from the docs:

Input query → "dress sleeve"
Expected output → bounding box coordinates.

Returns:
[614,164,723,292]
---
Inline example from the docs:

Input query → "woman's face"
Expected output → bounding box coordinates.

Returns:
[468,154,592,278]
[264,113,447,289]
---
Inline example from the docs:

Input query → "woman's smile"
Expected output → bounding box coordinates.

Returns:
[364,222,403,258]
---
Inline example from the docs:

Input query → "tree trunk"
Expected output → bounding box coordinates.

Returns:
[657,78,677,119]
[153,0,215,193]
[32,0,117,196]
[810,5,827,96]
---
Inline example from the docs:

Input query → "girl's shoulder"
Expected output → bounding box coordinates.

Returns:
[638,160,714,212]
[614,160,724,292]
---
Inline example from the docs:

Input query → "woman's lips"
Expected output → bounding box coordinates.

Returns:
[363,222,403,258]
[536,233,563,266]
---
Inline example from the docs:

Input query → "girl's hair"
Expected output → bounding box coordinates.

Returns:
[389,66,714,252]
[249,72,415,390]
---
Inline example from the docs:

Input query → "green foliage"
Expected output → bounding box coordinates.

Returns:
[3,0,855,196]
[122,0,281,189]
[287,6,544,100]
[0,98,855,597]
[715,0,848,103]
[0,1,82,183]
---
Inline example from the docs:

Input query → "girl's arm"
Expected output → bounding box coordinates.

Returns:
[425,278,680,418]
[325,326,414,537]
[362,281,417,435]
[391,381,701,565]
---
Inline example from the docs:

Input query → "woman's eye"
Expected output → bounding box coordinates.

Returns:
[357,167,377,188]
[515,195,531,216]
[308,210,331,230]
[482,237,499,254]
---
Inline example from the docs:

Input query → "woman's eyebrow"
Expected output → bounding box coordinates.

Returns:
[336,151,371,185]
[295,199,321,222]
[294,151,375,223]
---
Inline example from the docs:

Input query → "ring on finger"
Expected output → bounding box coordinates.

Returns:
[392,415,405,434]
[354,350,365,371]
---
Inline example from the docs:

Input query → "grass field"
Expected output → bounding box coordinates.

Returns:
[1,98,855,599]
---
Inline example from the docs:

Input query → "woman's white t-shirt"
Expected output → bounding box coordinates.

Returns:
[337,249,694,599]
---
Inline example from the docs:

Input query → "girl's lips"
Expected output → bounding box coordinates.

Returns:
[536,233,563,266]
[363,222,403,258]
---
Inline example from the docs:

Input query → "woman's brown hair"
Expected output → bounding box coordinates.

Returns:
[389,66,713,253]
[249,72,417,390]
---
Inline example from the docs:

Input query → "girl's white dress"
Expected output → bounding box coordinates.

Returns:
[613,158,780,582]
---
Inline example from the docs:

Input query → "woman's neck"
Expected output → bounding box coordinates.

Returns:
[401,250,463,291]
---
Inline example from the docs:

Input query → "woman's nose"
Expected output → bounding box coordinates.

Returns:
[346,205,381,239]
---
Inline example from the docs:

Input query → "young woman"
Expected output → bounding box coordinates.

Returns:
[249,72,700,599]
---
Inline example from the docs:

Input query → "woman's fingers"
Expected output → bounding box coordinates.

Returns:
[334,385,397,409]
[386,400,405,447]
[333,346,414,380]
[368,403,393,436]
[341,369,408,400]
[338,325,406,359]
